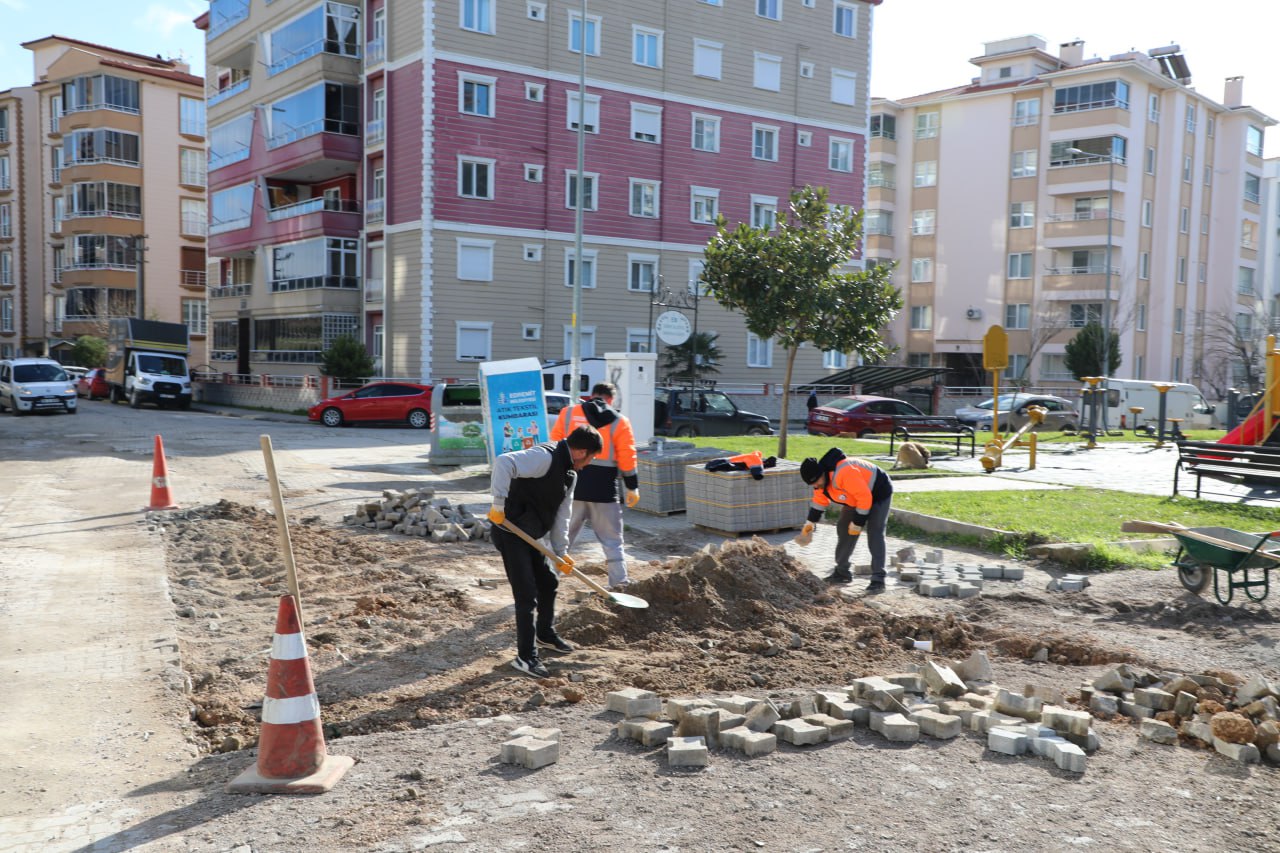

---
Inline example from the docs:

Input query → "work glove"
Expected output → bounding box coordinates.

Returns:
[625,489,641,508]
[553,554,575,575]
[794,521,815,547]
[848,523,863,537]
[487,505,505,526]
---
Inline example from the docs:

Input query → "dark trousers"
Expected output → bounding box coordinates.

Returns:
[833,492,893,582]
[494,532,560,661]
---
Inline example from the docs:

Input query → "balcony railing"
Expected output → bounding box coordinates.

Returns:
[63,101,140,117]
[364,277,383,302]
[1045,210,1124,222]
[266,197,360,222]
[0,128,8,143]
[209,147,250,171]
[269,40,360,76]
[270,275,359,293]
[66,207,143,221]
[366,118,385,145]
[0,177,9,190]
[207,0,250,40]
[1,224,13,238]
[180,269,207,287]
[207,77,250,108]
[1049,154,1126,168]
[366,198,384,222]
[181,217,208,236]
[1053,98,1129,114]
[911,225,936,236]
[64,261,137,272]
[210,282,251,298]
[867,176,895,189]
[1245,190,1260,204]
[366,37,385,65]
[1242,239,1257,250]
[1045,266,1120,276]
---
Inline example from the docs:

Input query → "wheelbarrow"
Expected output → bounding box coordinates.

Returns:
[1122,520,1279,605]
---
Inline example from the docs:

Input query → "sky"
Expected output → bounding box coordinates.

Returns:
[0,0,1275,155]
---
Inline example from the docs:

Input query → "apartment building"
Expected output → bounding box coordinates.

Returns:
[199,0,880,384]
[0,38,208,364]
[1262,157,1280,320]
[867,36,1274,394]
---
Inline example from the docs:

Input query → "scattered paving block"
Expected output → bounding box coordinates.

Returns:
[919,581,952,597]
[1173,691,1198,718]
[988,727,1029,756]
[952,583,981,599]
[665,698,716,723]
[813,690,849,714]
[878,713,921,743]
[926,549,944,564]
[740,731,777,757]
[773,719,829,746]
[970,683,1000,697]
[970,711,1023,734]
[668,736,709,768]
[500,736,560,769]
[1119,699,1155,720]
[1139,719,1178,745]
[913,710,962,740]
[980,565,1004,580]
[1000,566,1025,580]
[1021,723,1055,739]
[712,695,760,715]
[1024,685,1065,706]
[1056,579,1087,593]
[1090,694,1119,717]
[884,673,927,694]
[1078,683,1095,704]
[1048,740,1087,773]
[826,699,869,724]
[995,688,1043,721]
[636,720,674,747]
[1180,719,1215,745]
[939,699,972,717]
[898,569,922,583]
[804,713,854,740]
[606,688,662,719]
[953,650,994,684]
[868,687,907,712]
[1243,696,1280,722]
[1093,668,1135,694]
[509,726,561,743]
[906,701,939,716]
[616,718,648,740]
[1031,734,1068,759]
[923,660,968,698]
[780,696,820,719]
[744,699,783,733]
[719,726,748,751]
[961,692,993,709]
[1042,705,1092,737]
[1213,738,1260,764]
[1133,687,1175,711]
[868,710,892,734]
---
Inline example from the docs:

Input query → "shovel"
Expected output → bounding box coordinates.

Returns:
[500,521,649,609]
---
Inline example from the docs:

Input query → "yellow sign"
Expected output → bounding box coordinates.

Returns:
[983,325,1008,372]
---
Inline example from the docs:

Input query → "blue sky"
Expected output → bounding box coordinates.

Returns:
[1,0,1275,155]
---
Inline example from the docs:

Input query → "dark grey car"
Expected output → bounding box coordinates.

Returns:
[653,388,773,437]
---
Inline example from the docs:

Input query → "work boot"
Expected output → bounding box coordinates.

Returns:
[865,581,886,594]
[512,655,551,678]
[536,632,575,654]
[825,568,853,584]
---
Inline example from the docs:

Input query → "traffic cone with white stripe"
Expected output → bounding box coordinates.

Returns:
[227,595,353,794]
[146,434,178,511]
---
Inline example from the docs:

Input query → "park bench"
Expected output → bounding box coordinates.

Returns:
[1173,440,1280,500]
[889,424,977,458]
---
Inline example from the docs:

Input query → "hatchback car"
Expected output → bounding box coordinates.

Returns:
[653,388,773,437]
[75,368,110,400]
[954,393,1080,431]
[806,395,953,437]
[308,382,433,428]
[0,358,78,415]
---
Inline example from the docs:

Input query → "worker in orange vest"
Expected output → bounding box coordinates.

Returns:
[550,382,639,588]
[794,447,894,592]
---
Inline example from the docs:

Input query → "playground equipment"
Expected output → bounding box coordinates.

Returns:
[980,405,1045,472]
[1220,335,1280,447]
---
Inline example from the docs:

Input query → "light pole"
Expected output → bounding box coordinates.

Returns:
[569,0,588,396]
[1068,146,1114,430]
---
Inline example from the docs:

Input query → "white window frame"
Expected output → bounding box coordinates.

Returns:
[1179,206,1189,233]
[456,237,495,281]
[457,71,497,118]
[746,332,773,367]
[524,163,544,182]
[752,124,779,161]
[1183,155,1192,182]
[458,156,495,199]
[568,10,601,56]
[688,259,706,296]
[564,248,598,289]
[566,91,601,134]
[1136,303,1146,332]
[691,113,721,152]
[1009,201,1034,229]
[1177,256,1187,284]
[797,130,812,147]
[911,209,936,236]
[630,102,662,143]
[755,0,781,22]
[913,161,937,187]
[456,321,493,361]
[832,0,857,38]
[564,170,599,211]
[1007,252,1032,279]
[522,322,542,340]
[627,253,659,292]
[751,194,778,230]
[914,112,940,139]
[525,82,545,102]
[629,178,660,218]
[626,327,655,353]
[1139,251,1150,280]
[526,2,546,21]
[1012,150,1037,178]
[632,25,663,69]
[910,257,933,283]
[823,349,848,370]
[830,69,857,106]
[1141,199,1153,227]
[693,39,723,80]
[1004,303,1030,330]
[1012,98,1040,126]
[753,52,782,92]
[690,186,720,223]
[562,325,597,359]
[460,0,495,35]
[829,137,853,172]
[523,244,543,262]
[909,305,932,330]
[1144,146,1155,175]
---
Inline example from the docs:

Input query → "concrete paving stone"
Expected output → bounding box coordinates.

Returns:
[635,720,675,747]
[1139,719,1179,745]
[606,687,662,718]
[971,711,1024,734]
[716,710,747,733]
[668,736,710,768]
[1042,705,1092,736]
[773,719,829,746]
[880,714,921,742]
[850,676,901,701]
[939,699,972,717]
[914,710,962,739]
[781,695,820,719]
[988,727,1029,756]
[951,582,981,599]
[665,697,717,723]
[1180,719,1215,745]
[500,735,559,769]
[952,649,995,684]
[712,695,760,715]
[804,713,854,739]
[1213,738,1261,764]
[907,701,940,716]
[676,708,716,742]
[1093,668,1135,693]
[1048,740,1087,773]
[741,731,777,757]
[826,699,869,724]
[961,692,994,709]
[1000,566,1025,580]
[995,688,1044,721]
[869,687,908,712]
[1030,734,1068,759]
[509,725,561,743]
[919,581,953,597]
[1242,696,1280,721]
[1061,573,1091,587]
[1079,683,1095,703]
[1134,687,1176,711]
[719,725,749,751]
[1021,723,1055,739]
[980,565,1005,579]
[744,698,783,732]
[1024,684,1065,706]
[884,673,928,694]
[1090,694,1120,717]
[616,718,648,740]
[1236,674,1279,704]
[1119,699,1155,719]
[898,569,922,583]
[814,690,850,713]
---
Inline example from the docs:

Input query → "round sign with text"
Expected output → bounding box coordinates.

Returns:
[655,311,692,346]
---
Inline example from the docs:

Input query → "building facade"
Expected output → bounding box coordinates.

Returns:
[867,36,1273,396]
[0,38,208,364]
[199,0,880,385]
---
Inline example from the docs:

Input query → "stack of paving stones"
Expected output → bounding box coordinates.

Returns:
[1046,574,1092,592]
[498,725,561,770]
[877,547,1025,599]
[344,489,488,543]
[1085,665,1280,765]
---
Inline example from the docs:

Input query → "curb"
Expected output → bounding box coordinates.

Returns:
[890,509,1178,557]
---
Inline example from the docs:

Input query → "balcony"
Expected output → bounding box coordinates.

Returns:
[366,198,384,223]
[267,196,360,222]
[210,282,251,299]
[0,128,8,144]
[269,40,360,77]
[210,146,251,172]
[207,0,250,41]
[208,77,250,108]
[1043,210,1126,242]
[366,118,385,145]
[270,275,359,293]
[180,269,208,289]
[181,216,208,237]
[0,177,9,191]
[364,277,383,303]
[1042,266,1120,293]
[366,37,385,67]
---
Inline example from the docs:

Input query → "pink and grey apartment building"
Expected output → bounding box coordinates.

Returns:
[199,0,880,384]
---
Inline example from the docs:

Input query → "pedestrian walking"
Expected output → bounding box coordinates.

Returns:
[807,390,819,412]
[550,382,639,589]
[794,447,894,593]
[488,425,603,678]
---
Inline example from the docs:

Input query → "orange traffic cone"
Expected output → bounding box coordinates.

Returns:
[227,595,353,794]
[146,434,179,511]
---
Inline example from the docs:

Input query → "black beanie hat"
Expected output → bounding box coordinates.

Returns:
[800,457,821,484]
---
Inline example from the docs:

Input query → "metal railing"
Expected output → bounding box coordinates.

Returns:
[207,0,249,40]
[209,147,250,171]
[1052,98,1129,114]
[66,207,142,220]
[1045,265,1120,276]
[207,77,250,107]
[366,37,385,65]
[63,102,140,116]
[269,275,359,293]
[867,176,895,189]
[64,261,137,272]
[180,269,207,287]
[0,177,9,190]
[209,283,251,298]
[1044,210,1124,222]
[0,128,8,143]
[266,197,360,222]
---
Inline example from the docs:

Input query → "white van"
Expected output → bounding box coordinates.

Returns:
[1101,379,1214,430]
[0,358,78,415]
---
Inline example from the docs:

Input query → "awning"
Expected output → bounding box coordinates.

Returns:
[797,365,952,394]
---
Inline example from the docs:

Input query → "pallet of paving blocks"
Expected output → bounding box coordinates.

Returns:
[633,443,732,515]
[686,458,809,535]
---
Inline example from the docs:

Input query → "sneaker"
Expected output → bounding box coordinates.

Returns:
[536,633,575,654]
[865,581,886,594]
[512,655,550,678]
[825,569,853,584]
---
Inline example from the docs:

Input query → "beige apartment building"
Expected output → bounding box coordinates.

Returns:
[0,37,207,364]
[867,36,1274,396]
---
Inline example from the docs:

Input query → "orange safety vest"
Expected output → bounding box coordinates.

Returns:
[809,457,880,515]
[550,402,638,478]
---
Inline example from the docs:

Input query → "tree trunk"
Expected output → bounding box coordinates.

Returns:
[779,345,799,459]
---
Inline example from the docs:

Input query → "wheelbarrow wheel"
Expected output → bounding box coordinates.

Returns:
[1176,562,1210,594]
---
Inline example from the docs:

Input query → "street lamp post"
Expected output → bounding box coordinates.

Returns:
[1068,146,1114,431]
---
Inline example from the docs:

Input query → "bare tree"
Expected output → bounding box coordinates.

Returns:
[1019,300,1072,384]
[1200,306,1269,397]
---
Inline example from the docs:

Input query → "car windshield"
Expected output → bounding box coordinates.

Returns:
[14,364,69,383]
[974,395,1026,411]
[136,355,188,376]
[824,397,862,411]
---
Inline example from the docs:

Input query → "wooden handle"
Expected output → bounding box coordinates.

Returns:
[1123,520,1280,559]
[261,435,304,633]
[499,520,615,598]
[1121,520,1186,534]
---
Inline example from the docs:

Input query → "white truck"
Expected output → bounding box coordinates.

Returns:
[106,318,193,409]
[1101,378,1215,430]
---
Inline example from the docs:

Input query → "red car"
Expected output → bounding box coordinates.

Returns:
[308,382,433,428]
[75,368,110,400]
[806,395,957,437]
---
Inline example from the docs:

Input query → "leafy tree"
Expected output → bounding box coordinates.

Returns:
[701,185,902,457]
[1062,322,1122,380]
[320,335,375,383]
[660,331,722,384]
[70,335,107,368]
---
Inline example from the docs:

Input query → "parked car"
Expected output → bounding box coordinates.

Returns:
[806,395,958,437]
[308,382,433,428]
[545,391,573,415]
[654,387,773,437]
[0,358,78,415]
[954,393,1080,431]
[63,366,88,382]
[75,368,110,400]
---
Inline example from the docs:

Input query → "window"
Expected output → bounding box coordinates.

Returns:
[266,82,359,148]
[182,299,208,335]
[833,1,856,37]
[627,328,654,353]
[798,130,812,147]
[822,349,848,370]
[1141,199,1153,227]
[1003,354,1028,381]
[179,96,205,136]
[1185,103,1196,133]
[751,195,777,230]
[870,114,895,139]
[176,148,206,189]
[630,103,662,143]
[1174,307,1184,334]
[1007,252,1032,279]
[524,164,544,182]
[1237,267,1256,295]
[523,245,542,262]
[1243,220,1258,249]
[0,250,10,285]
[1,297,11,333]
[569,11,601,55]
[691,186,719,223]
[456,238,494,281]
[913,161,937,187]
[1246,125,1264,157]
[752,125,778,161]
[830,70,857,106]
[65,128,142,167]
[829,138,853,172]
[1145,147,1155,175]
[1052,79,1130,113]
[461,0,494,34]
[566,91,601,133]
[53,247,64,283]
[562,326,596,359]
[61,74,139,114]
[181,199,207,236]
[1201,214,1209,234]
[1005,303,1030,330]
[266,3,360,72]
[1148,93,1160,123]
[688,259,706,295]
[1009,202,1034,229]
[756,0,780,21]
[525,82,545,102]
[691,114,720,152]
[910,258,933,283]
[864,210,892,236]
[1070,249,1104,273]
[747,333,773,367]
[1203,165,1212,186]
[565,171,598,210]
[565,249,597,288]
[1244,173,1261,204]
[906,352,931,368]
[1011,150,1037,178]
[909,305,932,330]
[459,157,494,199]
[1176,256,1187,284]
[269,238,359,291]
[693,39,722,80]
[1139,252,1150,280]
[628,254,658,292]
[753,53,782,91]
[211,182,254,233]
[914,112,939,139]
[1183,155,1192,182]
[68,182,143,219]
[0,107,6,143]
[799,62,814,79]
[633,26,663,68]
[369,88,386,141]
[1069,303,1102,327]
[1013,98,1040,126]
[526,2,545,20]
[456,321,492,361]
[1136,303,1146,332]
[629,179,659,218]
[911,209,936,236]
[459,73,496,117]
[1179,206,1189,233]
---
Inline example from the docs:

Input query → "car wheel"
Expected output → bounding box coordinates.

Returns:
[67,406,77,415]
[321,407,344,428]
[857,429,874,438]
[129,390,142,409]
[11,402,23,416]
[179,399,191,411]
[109,386,121,404]
[745,425,767,436]
[675,425,698,438]
[407,408,430,429]
[1061,422,1078,432]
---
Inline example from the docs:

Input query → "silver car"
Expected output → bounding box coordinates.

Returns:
[954,393,1079,431]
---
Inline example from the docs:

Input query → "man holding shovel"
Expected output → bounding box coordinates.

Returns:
[488,425,603,678]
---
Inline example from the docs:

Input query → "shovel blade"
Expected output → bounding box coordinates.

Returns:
[607,590,649,609]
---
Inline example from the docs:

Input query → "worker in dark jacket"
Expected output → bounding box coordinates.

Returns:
[794,447,894,592]
[489,425,603,678]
